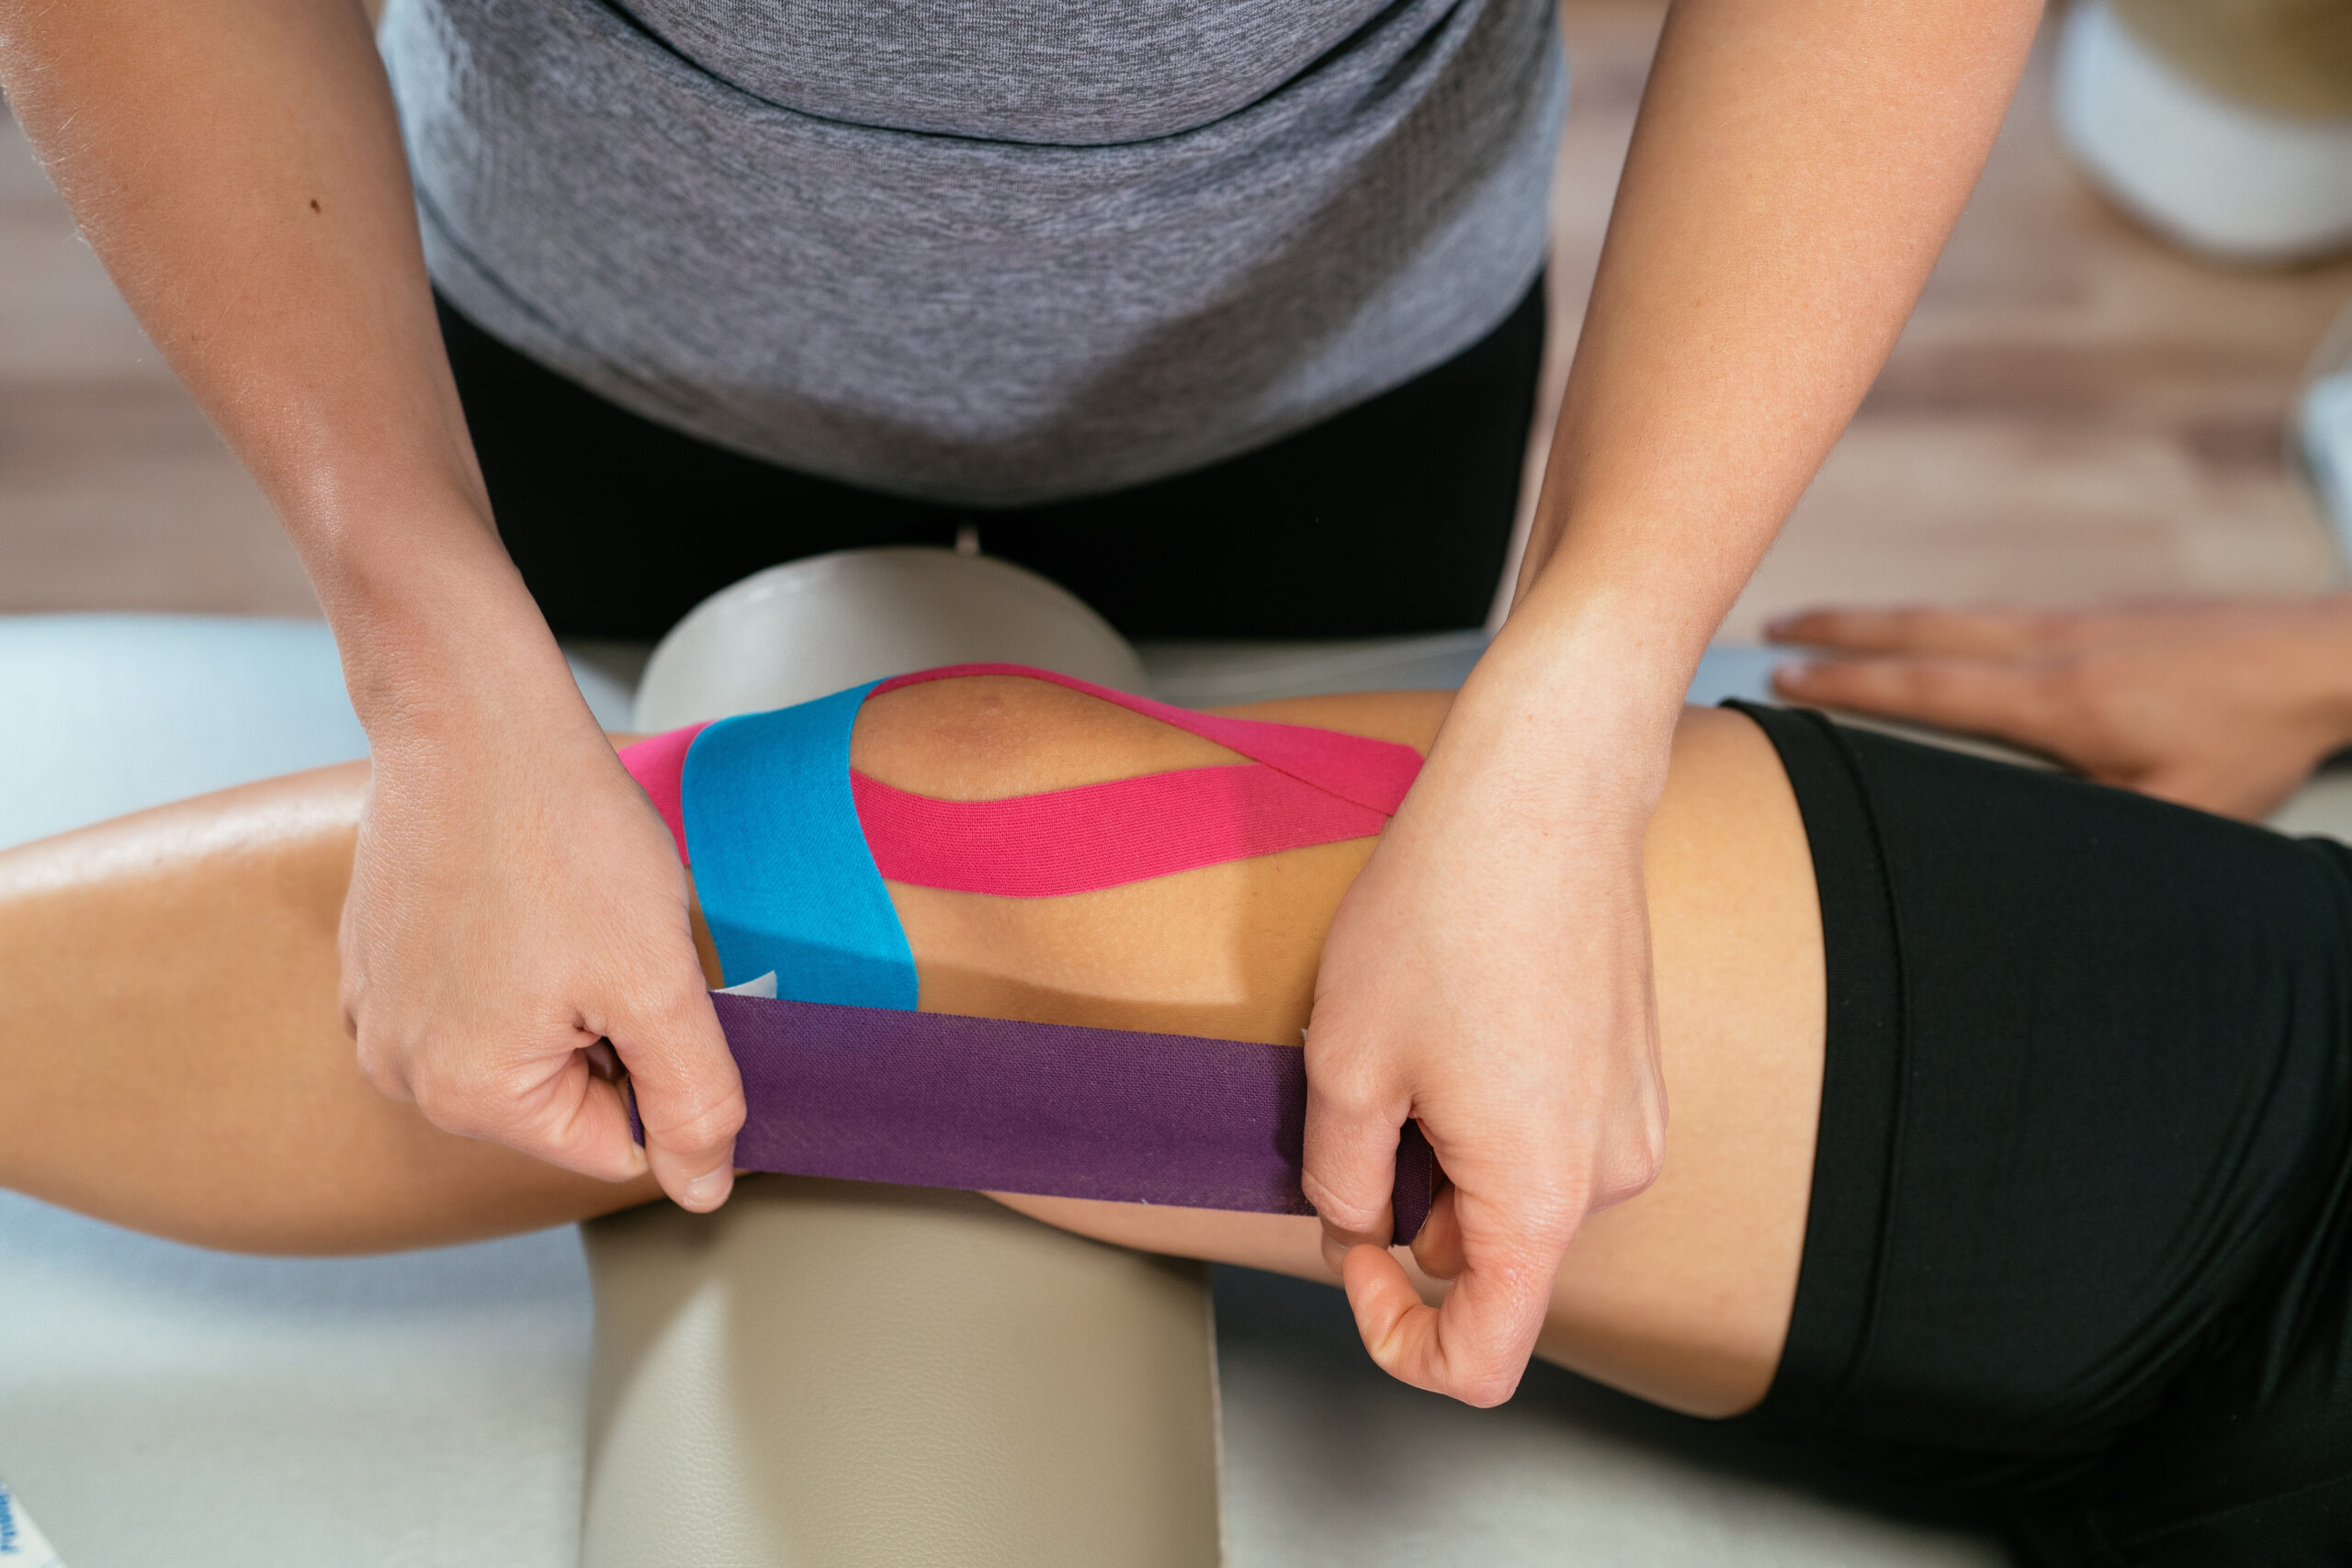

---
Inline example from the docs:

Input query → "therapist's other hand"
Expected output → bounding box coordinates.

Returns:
[1770,597,2352,820]
[341,641,743,1211]
[1303,650,1668,1407]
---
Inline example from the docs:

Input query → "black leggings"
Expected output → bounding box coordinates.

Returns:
[438,283,1546,642]
[1733,704,2352,1566]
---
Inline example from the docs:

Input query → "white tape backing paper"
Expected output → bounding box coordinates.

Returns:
[0,1480,64,1568]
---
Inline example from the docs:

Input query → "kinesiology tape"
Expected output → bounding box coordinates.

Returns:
[617,663,1439,1241]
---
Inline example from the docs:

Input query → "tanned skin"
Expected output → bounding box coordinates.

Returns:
[0,681,1820,1419]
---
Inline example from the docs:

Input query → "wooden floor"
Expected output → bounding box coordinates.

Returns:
[4,2,2350,631]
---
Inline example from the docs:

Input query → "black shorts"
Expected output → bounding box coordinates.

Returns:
[438,282,1545,642]
[1732,704,2352,1565]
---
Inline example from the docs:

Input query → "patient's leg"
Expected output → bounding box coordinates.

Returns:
[0,681,1821,1418]
[0,760,665,1251]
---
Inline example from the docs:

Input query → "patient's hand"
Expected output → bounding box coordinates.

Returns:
[1769,596,2352,819]
[340,630,743,1212]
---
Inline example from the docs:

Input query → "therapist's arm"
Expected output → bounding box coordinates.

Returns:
[1303,0,2041,1404]
[0,0,741,1206]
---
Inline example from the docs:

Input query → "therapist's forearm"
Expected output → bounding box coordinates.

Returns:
[0,0,544,719]
[1505,0,2041,712]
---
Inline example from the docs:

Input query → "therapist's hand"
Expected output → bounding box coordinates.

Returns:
[1298,0,2034,1404]
[1303,627,1670,1407]
[341,609,743,1211]
[1769,596,2352,820]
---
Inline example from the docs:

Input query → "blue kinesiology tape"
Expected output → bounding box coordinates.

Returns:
[681,682,920,1010]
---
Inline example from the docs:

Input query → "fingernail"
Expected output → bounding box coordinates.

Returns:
[683,1168,733,1210]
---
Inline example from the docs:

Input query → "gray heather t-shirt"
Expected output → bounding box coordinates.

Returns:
[381,0,1564,507]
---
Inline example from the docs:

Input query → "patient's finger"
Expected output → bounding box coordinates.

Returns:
[1771,656,2068,750]
[1767,606,2055,660]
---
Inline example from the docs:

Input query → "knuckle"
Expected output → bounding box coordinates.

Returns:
[403,1074,478,1139]
[1598,1111,1668,1204]
[635,974,718,1034]
[1309,1074,1391,1123]
[2042,649,2090,684]
[1306,1182,1402,1242]
[1421,1337,1529,1407]
[1910,660,1971,702]
[639,1079,746,1155]
[1595,1145,1664,1207]
[336,973,367,1039]
[403,1051,511,1142]
[610,977,726,1060]
[1780,658,1846,694]
[1808,660,1893,705]
[1304,1043,1402,1114]
[2071,656,2129,705]
[1502,1165,1604,1250]
[2030,659,2094,717]
[1839,663,1908,705]
[351,1032,412,1100]
[1298,1172,1386,1232]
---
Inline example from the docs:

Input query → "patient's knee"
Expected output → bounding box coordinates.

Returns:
[851,674,1238,800]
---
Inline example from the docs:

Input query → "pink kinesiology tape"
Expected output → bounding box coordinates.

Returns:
[620,663,1424,894]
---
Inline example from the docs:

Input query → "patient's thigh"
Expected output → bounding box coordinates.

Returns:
[1542,707,1823,1416]
[0,764,660,1251]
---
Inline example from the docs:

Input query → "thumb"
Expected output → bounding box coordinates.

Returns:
[609,967,745,1212]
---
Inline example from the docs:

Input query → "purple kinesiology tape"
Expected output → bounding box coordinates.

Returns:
[618,665,1442,1246]
[632,993,1439,1246]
